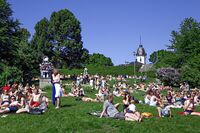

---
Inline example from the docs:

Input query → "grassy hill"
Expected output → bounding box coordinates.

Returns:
[60,65,141,76]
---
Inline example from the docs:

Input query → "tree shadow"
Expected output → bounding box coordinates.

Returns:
[60,104,74,108]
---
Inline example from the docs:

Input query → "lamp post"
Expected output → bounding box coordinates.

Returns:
[133,51,136,84]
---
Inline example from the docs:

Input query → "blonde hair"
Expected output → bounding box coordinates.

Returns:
[53,69,59,75]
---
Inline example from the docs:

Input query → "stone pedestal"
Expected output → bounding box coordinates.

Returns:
[39,78,52,89]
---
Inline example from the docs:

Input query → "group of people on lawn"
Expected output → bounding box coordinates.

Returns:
[67,73,200,121]
[0,69,62,115]
[0,83,48,115]
[1,70,200,121]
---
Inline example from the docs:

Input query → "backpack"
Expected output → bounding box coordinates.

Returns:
[29,108,43,115]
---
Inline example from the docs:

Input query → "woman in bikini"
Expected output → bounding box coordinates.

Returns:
[184,94,200,116]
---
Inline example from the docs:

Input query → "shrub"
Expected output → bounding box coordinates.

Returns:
[0,63,22,86]
[156,68,180,86]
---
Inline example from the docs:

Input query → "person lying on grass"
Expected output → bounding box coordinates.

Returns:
[183,94,200,116]
[75,96,102,102]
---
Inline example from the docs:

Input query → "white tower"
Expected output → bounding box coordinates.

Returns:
[136,45,147,64]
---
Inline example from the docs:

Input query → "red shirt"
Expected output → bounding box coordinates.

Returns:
[2,86,10,91]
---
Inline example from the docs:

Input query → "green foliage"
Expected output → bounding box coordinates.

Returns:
[169,17,200,68]
[151,17,200,87]
[31,17,51,63]
[0,0,20,64]
[0,63,22,86]
[149,50,179,68]
[32,9,89,68]
[0,0,39,85]
[87,53,114,66]
[181,54,200,87]
[170,18,200,87]
[146,71,156,79]
[14,28,39,83]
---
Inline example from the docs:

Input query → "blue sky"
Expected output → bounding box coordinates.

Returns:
[8,0,200,65]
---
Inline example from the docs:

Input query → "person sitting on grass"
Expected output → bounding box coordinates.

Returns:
[157,103,172,118]
[78,85,85,97]
[183,94,200,116]
[144,90,151,105]
[0,96,20,114]
[16,92,30,114]
[68,85,79,97]
[122,93,131,113]
[100,93,124,120]
[29,87,41,109]
[0,89,10,109]
[113,87,121,97]
[125,100,143,122]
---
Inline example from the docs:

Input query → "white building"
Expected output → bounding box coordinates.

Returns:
[136,45,147,64]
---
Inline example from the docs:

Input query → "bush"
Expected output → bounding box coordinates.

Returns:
[156,68,180,86]
[0,63,22,86]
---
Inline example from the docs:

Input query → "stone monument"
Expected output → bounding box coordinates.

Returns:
[39,56,54,88]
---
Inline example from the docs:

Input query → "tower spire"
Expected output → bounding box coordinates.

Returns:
[140,35,142,45]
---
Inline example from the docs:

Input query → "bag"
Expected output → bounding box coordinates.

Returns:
[141,112,153,118]
[29,108,43,115]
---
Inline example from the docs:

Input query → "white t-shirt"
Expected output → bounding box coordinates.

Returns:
[90,79,94,86]
[1,94,9,102]
[101,80,105,87]
[150,95,157,106]
[144,95,150,104]
[128,104,136,112]
[161,105,171,116]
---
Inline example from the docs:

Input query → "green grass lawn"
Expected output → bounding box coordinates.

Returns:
[0,85,200,133]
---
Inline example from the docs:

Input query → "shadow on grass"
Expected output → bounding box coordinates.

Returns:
[60,104,74,108]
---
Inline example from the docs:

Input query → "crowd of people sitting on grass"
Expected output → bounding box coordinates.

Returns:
[1,72,200,120]
[63,73,200,121]
[0,82,48,115]
[143,82,200,116]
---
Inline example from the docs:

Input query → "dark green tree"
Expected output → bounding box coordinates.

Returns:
[31,17,52,62]
[152,17,200,87]
[169,17,200,67]
[169,18,200,87]
[149,50,179,68]
[87,53,114,66]
[0,0,20,64]
[181,54,200,87]
[15,28,39,83]
[32,9,89,68]
[0,0,23,85]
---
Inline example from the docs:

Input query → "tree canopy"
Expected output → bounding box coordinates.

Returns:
[150,17,200,87]
[32,9,89,68]
[87,53,114,66]
[0,0,20,64]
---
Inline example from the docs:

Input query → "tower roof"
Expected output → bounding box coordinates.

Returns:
[136,45,147,56]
